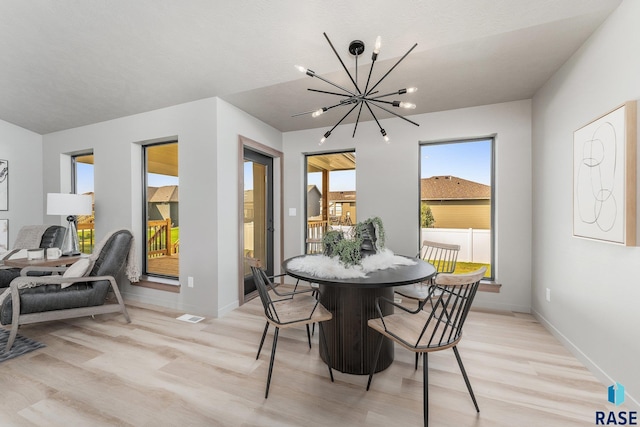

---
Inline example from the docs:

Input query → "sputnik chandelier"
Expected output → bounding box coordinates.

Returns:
[294,33,419,144]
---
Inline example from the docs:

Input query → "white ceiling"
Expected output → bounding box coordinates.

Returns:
[0,0,622,135]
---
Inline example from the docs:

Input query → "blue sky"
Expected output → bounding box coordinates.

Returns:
[76,163,178,194]
[421,139,492,185]
[79,139,492,194]
[304,138,492,192]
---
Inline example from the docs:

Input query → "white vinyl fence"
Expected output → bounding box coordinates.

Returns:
[421,228,491,264]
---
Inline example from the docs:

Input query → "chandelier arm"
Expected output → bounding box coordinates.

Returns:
[312,73,358,97]
[363,102,384,131]
[368,90,404,100]
[369,101,420,126]
[308,88,353,97]
[352,103,365,138]
[291,102,345,118]
[363,55,377,95]
[323,32,361,94]
[367,43,418,95]
[326,103,361,135]
[366,99,395,106]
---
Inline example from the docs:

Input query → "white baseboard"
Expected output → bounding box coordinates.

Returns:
[532,308,639,411]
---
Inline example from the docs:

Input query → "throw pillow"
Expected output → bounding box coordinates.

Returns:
[61,257,93,289]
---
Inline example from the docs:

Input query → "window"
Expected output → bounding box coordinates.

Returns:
[72,153,95,254]
[420,138,494,279]
[143,142,179,279]
[305,151,356,253]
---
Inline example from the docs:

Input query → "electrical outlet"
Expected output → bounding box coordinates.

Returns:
[188,276,194,288]
[545,288,551,302]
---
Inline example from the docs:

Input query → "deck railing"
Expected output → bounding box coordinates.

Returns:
[306,220,328,254]
[75,220,179,259]
[77,223,95,254]
[148,218,177,258]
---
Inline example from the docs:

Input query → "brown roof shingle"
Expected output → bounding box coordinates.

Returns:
[421,176,490,200]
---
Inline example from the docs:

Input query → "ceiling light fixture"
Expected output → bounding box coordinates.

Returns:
[294,33,419,145]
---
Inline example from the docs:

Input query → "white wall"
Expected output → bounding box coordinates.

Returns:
[532,0,640,408]
[0,119,45,244]
[42,97,282,317]
[283,99,532,312]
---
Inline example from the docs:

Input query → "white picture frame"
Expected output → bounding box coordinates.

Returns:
[573,101,637,245]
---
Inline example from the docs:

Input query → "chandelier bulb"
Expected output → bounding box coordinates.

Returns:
[295,65,306,73]
[407,87,418,93]
[374,36,381,54]
[380,128,389,143]
[320,131,331,145]
[399,101,416,109]
[312,108,325,118]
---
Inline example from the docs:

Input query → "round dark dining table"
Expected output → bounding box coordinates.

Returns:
[283,254,436,375]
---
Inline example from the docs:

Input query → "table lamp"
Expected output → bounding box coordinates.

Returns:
[47,193,93,256]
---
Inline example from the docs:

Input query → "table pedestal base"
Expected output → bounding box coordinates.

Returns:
[319,284,394,375]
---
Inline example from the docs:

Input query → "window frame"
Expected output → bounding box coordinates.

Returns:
[142,140,179,280]
[418,137,495,280]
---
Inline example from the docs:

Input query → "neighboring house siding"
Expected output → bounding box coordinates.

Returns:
[421,176,490,229]
[425,200,490,229]
[307,185,321,218]
[148,185,179,225]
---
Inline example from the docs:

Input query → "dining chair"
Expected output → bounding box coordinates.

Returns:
[246,258,334,398]
[395,240,460,302]
[366,267,486,427]
[395,240,462,369]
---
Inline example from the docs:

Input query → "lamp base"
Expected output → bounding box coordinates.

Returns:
[61,215,81,256]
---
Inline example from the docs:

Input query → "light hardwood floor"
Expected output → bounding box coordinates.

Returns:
[1,291,608,426]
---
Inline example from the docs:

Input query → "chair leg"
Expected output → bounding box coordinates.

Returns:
[256,322,269,360]
[306,324,312,349]
[366,334,384,391]
[265,327,279,399]
[5,322,19,353]
[415,352,419,370]
[453,346,479,412]
[317,322,334,382]
[423,352,429,427]
[5,286,21,353]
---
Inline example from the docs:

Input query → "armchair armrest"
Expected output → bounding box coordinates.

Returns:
[10,274,118,291]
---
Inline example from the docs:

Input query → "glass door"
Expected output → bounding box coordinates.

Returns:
[243,148,274,297]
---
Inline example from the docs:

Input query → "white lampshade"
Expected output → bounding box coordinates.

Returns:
[47,193,92,216]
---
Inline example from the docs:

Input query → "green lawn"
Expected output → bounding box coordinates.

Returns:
[454,261,491,277]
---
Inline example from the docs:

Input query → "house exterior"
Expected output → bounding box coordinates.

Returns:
[307,185,321,218]
[421,176,490,229]
[147,185,179,226]
[328,190,356,224]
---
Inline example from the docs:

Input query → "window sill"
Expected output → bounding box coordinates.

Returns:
[479,280,501,293]
[132,278,181,293]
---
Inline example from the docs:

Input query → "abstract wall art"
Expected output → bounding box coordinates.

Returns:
[573,101,637,245]
[0,219,7,252]
[0,159,6,211]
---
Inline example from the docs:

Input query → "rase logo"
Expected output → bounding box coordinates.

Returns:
[596,382,637,425]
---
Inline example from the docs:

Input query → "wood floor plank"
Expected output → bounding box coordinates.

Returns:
[0,296,609,426]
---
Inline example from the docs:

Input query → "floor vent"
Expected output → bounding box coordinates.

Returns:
[176,314,205,323]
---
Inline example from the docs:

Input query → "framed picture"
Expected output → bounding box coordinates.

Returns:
[573,101,637,245]
[0,219,7,252]
[0,159,6,211]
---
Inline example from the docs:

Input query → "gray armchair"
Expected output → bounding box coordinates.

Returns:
[0,229,133,352]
